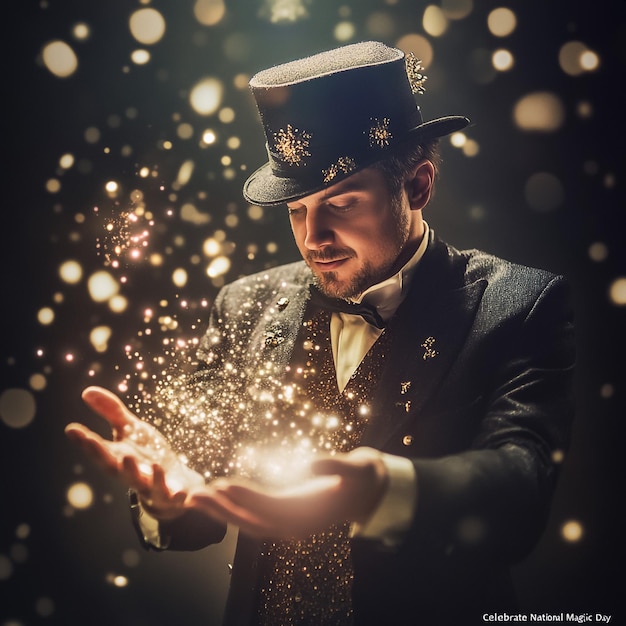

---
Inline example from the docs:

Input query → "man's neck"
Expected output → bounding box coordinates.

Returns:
[351,222,430,307]
[384,219,427,283]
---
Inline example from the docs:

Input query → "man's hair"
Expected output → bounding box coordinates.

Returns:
[372,138,441,199]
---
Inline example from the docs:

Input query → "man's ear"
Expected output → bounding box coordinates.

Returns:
[405,160,435,211]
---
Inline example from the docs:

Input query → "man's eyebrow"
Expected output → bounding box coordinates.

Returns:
[319,178,367,201]
[286,173,370,207]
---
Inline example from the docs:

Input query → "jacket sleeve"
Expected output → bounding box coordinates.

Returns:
[130,490,227,551]
[403,275,575,563]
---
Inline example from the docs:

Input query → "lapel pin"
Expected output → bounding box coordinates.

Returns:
[421,336,439,361]
[395,400,412,413]
[264,329,284,348]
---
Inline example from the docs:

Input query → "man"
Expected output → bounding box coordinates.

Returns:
[66,42,575,625]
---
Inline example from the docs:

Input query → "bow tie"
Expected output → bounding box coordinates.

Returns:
[309,286,386,329]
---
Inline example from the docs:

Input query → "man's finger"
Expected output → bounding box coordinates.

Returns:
[311,457,356,477]
[311,448,383,481]
[64,422,94,443]
[152,464,170,495]
[65,422,117,447]
[65,423,121,468]
[81,386,136,431]
[121,454,154,490]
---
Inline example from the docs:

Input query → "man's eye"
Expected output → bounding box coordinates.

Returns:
[327,201,354,212]
[287,206,304,216]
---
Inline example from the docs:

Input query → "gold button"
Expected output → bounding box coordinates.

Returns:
[402,435,414,446]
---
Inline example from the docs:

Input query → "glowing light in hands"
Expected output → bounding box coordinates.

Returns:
[110,418,204,492]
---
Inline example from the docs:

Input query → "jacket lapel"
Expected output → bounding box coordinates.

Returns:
[362,236,487,449]
[248,264,313,373]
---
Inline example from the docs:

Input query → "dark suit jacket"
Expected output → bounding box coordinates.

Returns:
[146,230,575,625]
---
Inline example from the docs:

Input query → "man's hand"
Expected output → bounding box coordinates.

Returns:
[65,386,204,520]
[188,447,389,538]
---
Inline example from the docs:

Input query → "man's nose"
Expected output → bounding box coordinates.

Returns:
[303,209,334,250]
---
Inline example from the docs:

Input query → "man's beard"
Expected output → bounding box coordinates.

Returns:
[312,258,394,300]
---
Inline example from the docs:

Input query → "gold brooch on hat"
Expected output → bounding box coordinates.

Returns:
[322,156,357,183]
[405,52,427,95]
[273,124,312,166]
[368,117,393,148]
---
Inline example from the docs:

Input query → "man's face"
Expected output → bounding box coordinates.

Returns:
[287,167,417,299]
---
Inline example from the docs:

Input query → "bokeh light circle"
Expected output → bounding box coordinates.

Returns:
[559,41,598,76]
[561,520,584,543]
[524,172,564,212]
[129,8,166,45]
[609,278,626,306]
[88,271,120,302]
[395,34,434,68]
[588,242,608,263]
[42,40,78,78]
[59,260,83,284]
[487,7,517,37]
[0,389,37,429]
[442,0,473,20]
[423,5,448,37]
[190,78,224,116]
[0,554,13,581]
[194,0,226,26]
[513,92,565,132]
[67,482,95,509]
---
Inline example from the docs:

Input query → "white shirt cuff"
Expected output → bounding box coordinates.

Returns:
[136,503,171,549]
[351,452,417,547]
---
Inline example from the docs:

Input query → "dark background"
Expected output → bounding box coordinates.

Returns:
[1,1,624,624]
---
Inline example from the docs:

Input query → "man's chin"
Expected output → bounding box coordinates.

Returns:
[313,272,358,300]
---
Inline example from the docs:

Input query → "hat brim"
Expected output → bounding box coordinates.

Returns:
[243,115,470,206]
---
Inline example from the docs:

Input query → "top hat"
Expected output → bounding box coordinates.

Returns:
[242,41,469,206]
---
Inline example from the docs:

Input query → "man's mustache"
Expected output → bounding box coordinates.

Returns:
[306,248,356,263]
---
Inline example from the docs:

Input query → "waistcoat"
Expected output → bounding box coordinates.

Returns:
[256,308,392,625]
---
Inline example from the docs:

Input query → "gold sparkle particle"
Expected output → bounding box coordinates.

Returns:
[273,124,312,166]
[405,52,427,95]
[322,156,357,183]
[368,117,393,148]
